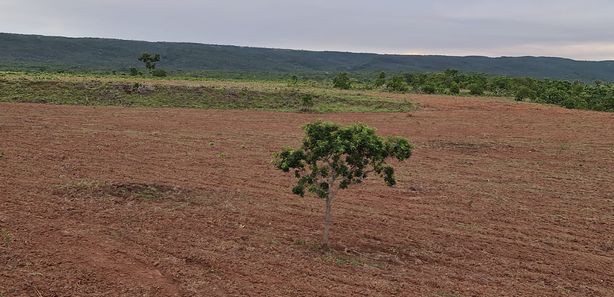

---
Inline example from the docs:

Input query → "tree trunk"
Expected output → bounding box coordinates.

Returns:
[322,187,334,248]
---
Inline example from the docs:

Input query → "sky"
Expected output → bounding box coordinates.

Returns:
[1,0,613,61]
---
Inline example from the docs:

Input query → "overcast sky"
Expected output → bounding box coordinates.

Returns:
[1,0,613,60]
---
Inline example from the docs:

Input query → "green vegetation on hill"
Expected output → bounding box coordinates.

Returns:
[1,33,614,82]
[343,70,614,112]
[0,72,413,112]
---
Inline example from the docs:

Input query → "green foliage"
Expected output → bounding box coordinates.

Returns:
[468,83,484,95]
[393,70,613,111]
[3,33,614,82]
[332,73,352,90]
[138,52,160,71]
[542,88,569,104]
[515,86,532,101]
[288,75,299,87]
[421,84,436,94]
[374,72,386,88]
[151,69,167,77]
[129,67,139,76]
[0,74,413,112]
[274,121,413,196]
[274,121,412,245]
[449,82,460,95]
[2,66,613,112]
[386,75,409,92]
[299,94,315,112]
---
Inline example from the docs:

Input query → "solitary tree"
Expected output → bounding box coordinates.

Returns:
[138,53,160,72]
[274,121,413,247]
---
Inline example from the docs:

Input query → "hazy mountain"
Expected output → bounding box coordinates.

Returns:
[1,32,613,81]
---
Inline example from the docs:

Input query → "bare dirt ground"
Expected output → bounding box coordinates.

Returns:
[1,95,613,296]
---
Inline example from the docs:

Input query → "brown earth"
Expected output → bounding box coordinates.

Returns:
[0,95,613,296]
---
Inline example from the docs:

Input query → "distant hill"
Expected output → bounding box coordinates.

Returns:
[1,32,614,81]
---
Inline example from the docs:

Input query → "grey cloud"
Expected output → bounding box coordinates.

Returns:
[1,0,613,60]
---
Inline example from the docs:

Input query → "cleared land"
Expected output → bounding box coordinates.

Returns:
[0,94,613,296]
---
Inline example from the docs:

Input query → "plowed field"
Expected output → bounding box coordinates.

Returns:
[1,95,613,296]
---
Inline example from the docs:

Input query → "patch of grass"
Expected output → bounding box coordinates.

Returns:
[1,228,12,247]
[53,180,189,202]
[0,73,414,113]
[322,251,366,267]
[293,239,307,246]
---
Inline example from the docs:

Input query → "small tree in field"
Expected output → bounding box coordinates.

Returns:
[274,121,413,247]
[138,53,161,72]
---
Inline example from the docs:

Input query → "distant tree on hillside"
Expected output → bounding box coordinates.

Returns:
[274,121,413,247]
[138,53,160,72]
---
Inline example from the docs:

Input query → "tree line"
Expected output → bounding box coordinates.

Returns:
[331,70,614,112]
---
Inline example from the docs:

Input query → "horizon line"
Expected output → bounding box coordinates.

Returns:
[2,31,614,63]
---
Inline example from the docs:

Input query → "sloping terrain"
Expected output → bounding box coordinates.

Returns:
[0,96,613,296]
[2,32,614,81]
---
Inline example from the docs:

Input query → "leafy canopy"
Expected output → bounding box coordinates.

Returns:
[274,121,412,199]
[138,52,161,71]
[332,73,352,90]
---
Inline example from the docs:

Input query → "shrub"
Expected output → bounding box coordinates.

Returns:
[299,94,315,112]
[386,75,409,92]
[542,88,568,104]
[563,97,578,109]
[421,84,436,94]
[129,68,139,76]
[374,72,386,88]
[289,75,299,86]
[468,83,484,95]
[332,73,351,90]
[449,82,460,95]
[515,86,533,101]
[151,69,167,77]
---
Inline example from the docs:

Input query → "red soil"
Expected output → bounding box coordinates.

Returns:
[1,95,613,296]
